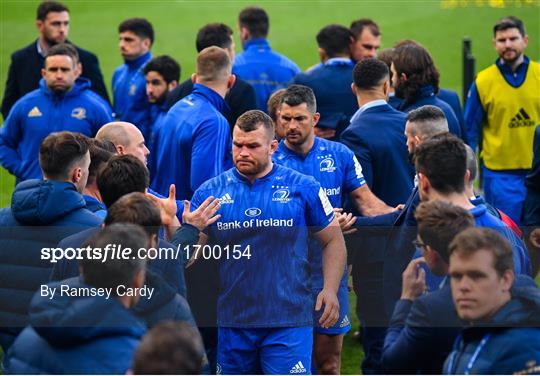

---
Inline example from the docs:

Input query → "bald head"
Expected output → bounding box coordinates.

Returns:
[96,122,149,165]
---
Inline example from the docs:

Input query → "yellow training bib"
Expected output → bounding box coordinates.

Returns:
[476,60,540,170]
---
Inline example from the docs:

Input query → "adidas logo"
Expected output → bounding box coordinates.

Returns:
[27,106,42,117]
[219,193,234,204]
[509,108,535,128]
[340,315,350,328]
[290,361,307,374]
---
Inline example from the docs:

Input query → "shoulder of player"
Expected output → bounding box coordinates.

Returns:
[197,168,237,192]
[316,137,355,158]
[274,164,320,188]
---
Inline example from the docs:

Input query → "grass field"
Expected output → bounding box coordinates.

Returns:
[0,0,539,374]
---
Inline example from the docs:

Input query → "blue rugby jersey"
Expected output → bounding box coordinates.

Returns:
[152,84,233,200]
[274,137,365,289]
[190,164,335,327]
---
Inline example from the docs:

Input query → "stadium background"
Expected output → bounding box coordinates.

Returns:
[0,0,538,373]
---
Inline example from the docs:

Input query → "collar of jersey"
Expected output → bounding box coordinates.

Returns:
[469,203,487,219]
[496,55,529,77]
[243,38,270,51]
[192,83,229,115]
[125,51,152,69]
[278,137,321,160]
[232,163,279,184]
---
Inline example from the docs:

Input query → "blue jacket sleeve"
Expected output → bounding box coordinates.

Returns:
[341,130,373,188]
[191,118,230,193]
[382,298,433,373]
[0,102,24,178]
[464,81,485,152]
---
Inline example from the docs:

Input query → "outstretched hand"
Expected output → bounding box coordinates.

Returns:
[183,196,221,231]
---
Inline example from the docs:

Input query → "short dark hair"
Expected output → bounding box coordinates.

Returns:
[105,192,161,239]
[87,139,115,187]
[405,105,449,138]
[235,110,275,140]
[132,321,206,374]
[267,88,287,122]
[494,16,526,37]
[449,227,514,277]
[281,84,317,113]
[239,7,269,38]
[350,18,380,39]
[45,43,79,65]
[316,24,352,58]
[80,224,148,293]
[119,18,154,45]
[97,155,149,208]
[37,1,68,21]
[414,133,467,195]
[39,131,90,180]
[465,145,478,183]
[353,58,389,90]
[392,44,440,102]
[196,23,233,52]
[144,55,180,84]
[196,46,231,82]
[415,200,475,263]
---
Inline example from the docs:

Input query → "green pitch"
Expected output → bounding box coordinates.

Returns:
[0,1,538,373]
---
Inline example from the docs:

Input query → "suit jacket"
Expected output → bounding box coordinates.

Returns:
[1,40,109,119]
[341,103,414,207]
[166,77,257,133]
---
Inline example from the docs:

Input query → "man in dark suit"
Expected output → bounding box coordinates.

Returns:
[341,58,414,208]
[381,200,474,374]
[166,23,257,132]
[1,1,109,119]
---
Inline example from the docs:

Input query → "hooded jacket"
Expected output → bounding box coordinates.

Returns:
[0,77,113,182]
[0,180,102,350]
[5,279,145,374]
[444,277,540,375]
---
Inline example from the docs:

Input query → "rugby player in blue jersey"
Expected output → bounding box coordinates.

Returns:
[273,85,393,374]
[190,110,346,374]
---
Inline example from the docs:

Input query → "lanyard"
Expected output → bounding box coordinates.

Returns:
[447,333,491,374]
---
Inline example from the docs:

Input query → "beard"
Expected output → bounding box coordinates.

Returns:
[394,77,406,100]
[499,49,522,65]
[235,157,267,177]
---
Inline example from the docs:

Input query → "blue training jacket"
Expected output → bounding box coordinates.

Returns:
[394,85,462,140]
[233,38,300,111]
[112,52,153,141]
[5,278,146,374]
[291,58,357,137]
[0,180,102,351]
[0,78,113,181]
[153,84,233,200]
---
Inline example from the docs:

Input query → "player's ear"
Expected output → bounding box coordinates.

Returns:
[269,139,279,154]
[191,73,197,84]
[227,74,236,90]
[313,112,321,127]
[351,83,358,96]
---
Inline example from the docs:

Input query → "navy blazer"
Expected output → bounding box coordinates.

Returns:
[341,103,414,207]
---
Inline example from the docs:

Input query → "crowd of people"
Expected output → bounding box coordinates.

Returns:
[0,1,539,375]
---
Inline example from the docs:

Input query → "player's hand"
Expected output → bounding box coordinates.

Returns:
[401,257,426,301]
[315,288,340,328]
[335,210,357,235]
[395,204,405,211]
[314,127,336,139]
[146,184,177,227]
[183,196,221,231]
